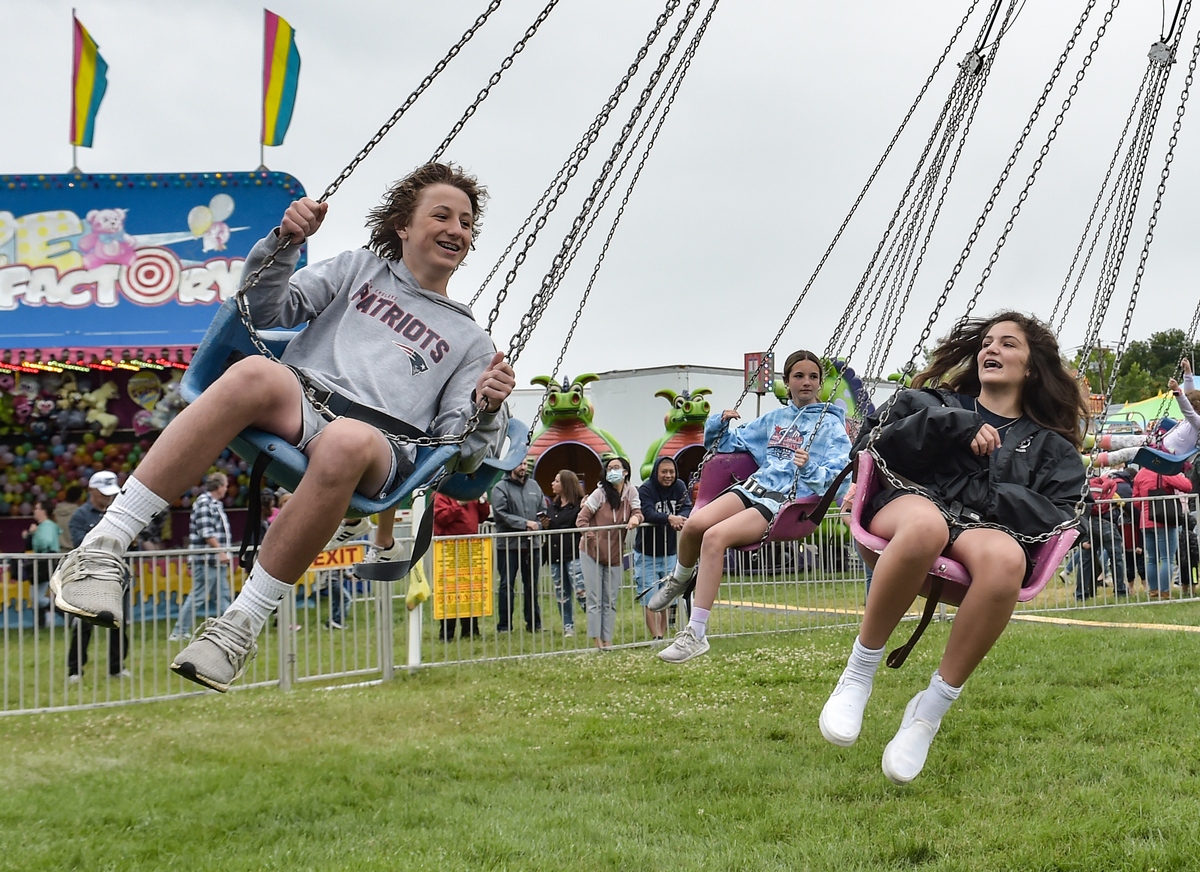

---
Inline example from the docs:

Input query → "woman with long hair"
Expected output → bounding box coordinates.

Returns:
[820,311,1088,784]
[649,349,853,663]
[545,469,587,637]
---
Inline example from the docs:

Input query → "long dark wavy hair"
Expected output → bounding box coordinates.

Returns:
[365,162,487,262]
[913,311,1089,449]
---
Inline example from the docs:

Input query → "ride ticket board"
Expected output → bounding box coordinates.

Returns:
[431,537,494,619]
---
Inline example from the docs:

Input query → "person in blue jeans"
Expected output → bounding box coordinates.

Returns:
[169,473,234,640]
[1134,466,1192,599]
[634,456,692,640]
[544,470,585,637]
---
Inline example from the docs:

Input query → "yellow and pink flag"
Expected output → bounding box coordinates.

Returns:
[70,15,108,148]
[261,10,301,147]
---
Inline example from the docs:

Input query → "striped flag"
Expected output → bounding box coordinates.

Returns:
[70,16,109,148]
[261,10,301,147]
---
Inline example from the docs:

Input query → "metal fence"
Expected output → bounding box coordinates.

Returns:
[1,493,1195,715]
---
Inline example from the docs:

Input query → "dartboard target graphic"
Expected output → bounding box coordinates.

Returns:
[120,248,180,304]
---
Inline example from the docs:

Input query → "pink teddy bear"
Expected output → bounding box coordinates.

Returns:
[79,208,138,269]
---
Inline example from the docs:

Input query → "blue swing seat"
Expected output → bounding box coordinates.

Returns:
[180,298,527,515]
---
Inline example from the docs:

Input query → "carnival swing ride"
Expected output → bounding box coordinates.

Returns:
[182,0,728,578]
[681,0,1200,655]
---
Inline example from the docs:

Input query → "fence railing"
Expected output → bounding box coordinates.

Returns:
[1,492,1195,714]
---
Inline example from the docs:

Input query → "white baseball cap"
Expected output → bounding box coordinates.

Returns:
[88,470,121,496]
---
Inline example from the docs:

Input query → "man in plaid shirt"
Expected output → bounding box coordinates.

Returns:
[169,473,234,640]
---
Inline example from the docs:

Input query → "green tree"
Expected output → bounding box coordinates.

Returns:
[1111,329,1196,403]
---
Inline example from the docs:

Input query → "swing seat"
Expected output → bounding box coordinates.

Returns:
[693,452,826,550]
[1132,445,1198,476]
[848,451,1078,606]
[181,298,525,515]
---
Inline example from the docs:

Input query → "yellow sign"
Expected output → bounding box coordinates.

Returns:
[432,537,494,619]
[312,544,366,569]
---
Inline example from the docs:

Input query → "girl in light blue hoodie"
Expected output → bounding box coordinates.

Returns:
[650,350,853,664]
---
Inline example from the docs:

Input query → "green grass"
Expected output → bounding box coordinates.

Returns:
[2,619,1199,870]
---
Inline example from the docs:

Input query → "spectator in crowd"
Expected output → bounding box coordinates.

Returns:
[1134,465,1192,599]
[634,456,692,640]
[24,498,61,628]
[269,489,289,524]
[577,455,643,650]
[544,470,585,637]
[169,473,234,641]
[432,491,491,641]
[53,485,84,552]
[491,460,548,634]
[66,471,130,682]
[1076,472,1127,599]
[1110,465,1143,589]
[137,509,170,551]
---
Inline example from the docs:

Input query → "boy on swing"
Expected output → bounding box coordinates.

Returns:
[50,162,516,691]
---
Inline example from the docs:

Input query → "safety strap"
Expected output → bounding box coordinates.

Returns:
[238,453,273,571]
[794,461,855,528]
[886,576,944,669]
[353,491,437,583]
[293,368,428,440]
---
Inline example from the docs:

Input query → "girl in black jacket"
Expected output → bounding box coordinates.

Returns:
[820,311,1088,784]
[544,470,585,636]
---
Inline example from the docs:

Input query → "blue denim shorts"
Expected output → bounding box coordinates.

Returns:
[632,552,672,601]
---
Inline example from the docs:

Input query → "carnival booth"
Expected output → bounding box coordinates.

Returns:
[0,170,305,550]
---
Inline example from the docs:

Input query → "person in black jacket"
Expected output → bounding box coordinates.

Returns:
[819,311,1088,785]
[543,469,585,637]
[634,456,692,639]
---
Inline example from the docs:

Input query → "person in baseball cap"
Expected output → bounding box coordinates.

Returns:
[88,471,121,497]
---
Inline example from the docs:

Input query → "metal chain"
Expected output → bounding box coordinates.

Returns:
[429,0,563,162]
[479,0,684,333]
[502,0,704,367]
[904,0,1106,373]
[530,0,720,443]
[229,0,509,449]
[1049,66,1151,331]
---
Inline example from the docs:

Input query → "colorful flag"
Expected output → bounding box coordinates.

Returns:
[261,10,301,147]
[70,16,109,148]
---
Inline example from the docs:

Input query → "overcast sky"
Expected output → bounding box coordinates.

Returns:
[4,0,1199,386]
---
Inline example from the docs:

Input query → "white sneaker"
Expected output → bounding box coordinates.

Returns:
[325,517,371,550]
[170,610,258,693]
[67,673,82,685]
[108,669,132,679]
[167,632,187,642]
[657,626,710,663]
[364,537,404,564]
[819,673,873,748]
[646,569,695,612]
[49,535,127,628]
[881,691,940,784]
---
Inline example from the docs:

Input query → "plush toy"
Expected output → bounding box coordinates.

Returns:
[81,381,121,437]
[79,208,138,270]
[148,370,186,431]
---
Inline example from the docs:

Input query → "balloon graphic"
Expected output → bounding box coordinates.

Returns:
[209,194,234,222]
[188,205,213,238]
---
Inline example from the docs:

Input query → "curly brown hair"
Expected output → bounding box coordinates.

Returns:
[913,311,1089,449]
[365,162,487,262]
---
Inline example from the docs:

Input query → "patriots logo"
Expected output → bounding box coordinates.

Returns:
[393,342,429,376]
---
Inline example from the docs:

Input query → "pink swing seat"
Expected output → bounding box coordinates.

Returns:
[848,451,1078,607]
[694,452,827,549]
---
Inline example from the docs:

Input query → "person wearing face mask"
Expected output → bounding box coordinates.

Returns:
[577,455,643,650]
[649,350,853,664]
[490,459,549,634]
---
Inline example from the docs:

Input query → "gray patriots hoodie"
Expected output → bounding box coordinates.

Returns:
[242,231,507,472]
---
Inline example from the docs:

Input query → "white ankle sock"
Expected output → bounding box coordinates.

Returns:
[688,606,711,639]
[82,475,169,551]
[673,560,696,581]
[844,637,886,687]
[228,564,294,636]
[913,670,962,726]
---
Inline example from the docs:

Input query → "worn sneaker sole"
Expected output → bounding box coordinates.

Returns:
[169,659,231,693]
[819,709,860,748]
[49,571,120,630]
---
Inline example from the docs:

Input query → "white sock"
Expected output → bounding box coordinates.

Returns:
[673,560,696,581]
[844,636,886,688]
[228,563,294,636]
[688,606,711,640]
[82,475,169,551]
[913,670,962,727]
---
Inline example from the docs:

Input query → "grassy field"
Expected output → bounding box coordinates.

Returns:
[3,607,1200,871]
